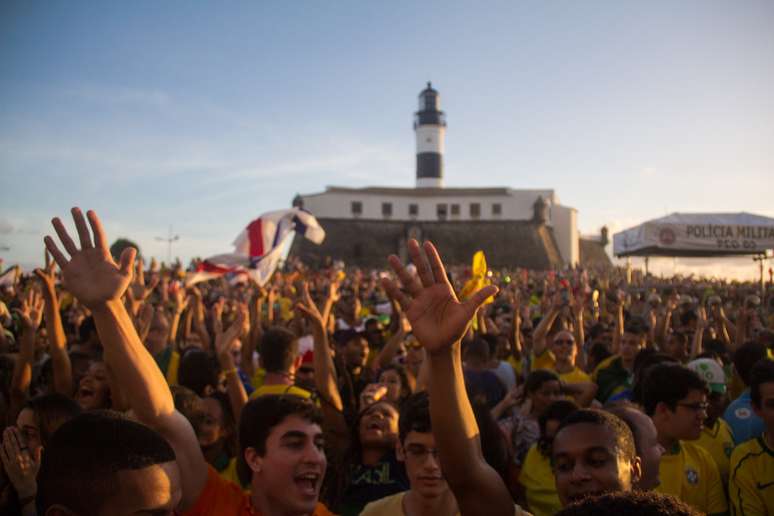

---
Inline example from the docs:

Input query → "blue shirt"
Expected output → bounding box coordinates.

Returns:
[722,389,764,444]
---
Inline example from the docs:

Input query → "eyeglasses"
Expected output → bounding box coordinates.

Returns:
[677,402,709,413]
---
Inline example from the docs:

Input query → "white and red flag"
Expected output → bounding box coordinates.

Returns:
[186,208,325,286]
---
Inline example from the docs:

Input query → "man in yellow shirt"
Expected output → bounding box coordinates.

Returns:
[687,358,734,485]
[531,299,596,406]
[729,359,774,516]
[643,363,728,515]
[249,327,313,400]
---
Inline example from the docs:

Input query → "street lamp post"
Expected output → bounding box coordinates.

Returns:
[155,226,180,264]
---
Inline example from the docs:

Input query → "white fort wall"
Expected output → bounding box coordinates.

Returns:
[301,189,557,222]
[300,187,579,267]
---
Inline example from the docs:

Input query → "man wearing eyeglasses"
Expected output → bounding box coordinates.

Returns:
[362,391,530,516]
[361,392,455,516]
[641,363,728,515]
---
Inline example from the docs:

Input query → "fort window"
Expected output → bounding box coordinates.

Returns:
[351,201,363,216]
[408,203,418,217]
[450,203,460,216]
[492,203,502,216]
[437,203,448,220]
[382,202,392,217]
[470,203,481,218]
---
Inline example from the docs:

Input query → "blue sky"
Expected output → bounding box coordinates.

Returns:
[1,1,773,278]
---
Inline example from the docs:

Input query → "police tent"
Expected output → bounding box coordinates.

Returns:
[613,212,774,258]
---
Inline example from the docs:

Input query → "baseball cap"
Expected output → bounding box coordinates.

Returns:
[687,358,726,395]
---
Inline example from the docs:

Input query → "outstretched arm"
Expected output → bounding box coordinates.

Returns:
[382,240,512,516]
[9,290,43,423]
[214,306,249,419]
[35,261,73,397]
[297,282,343,411]
[533,299,561,357]
[44,207,208,512]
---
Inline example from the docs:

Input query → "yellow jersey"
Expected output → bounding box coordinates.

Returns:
[507,355,524,381]
[695,418,735,486]
[518,443,561,516]
[250,367,266,390]
[559,367,591,384]
[530,349,556,372]
[249,383,314,400]
[531,350,589,384]
[729,436,774,516]
[656,440,728,515]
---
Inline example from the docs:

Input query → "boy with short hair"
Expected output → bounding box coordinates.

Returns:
[642,363,727,515]
[550,409,641,507]
[728,359,774,515]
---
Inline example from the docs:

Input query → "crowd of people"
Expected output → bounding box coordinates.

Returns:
[0,206,773,516]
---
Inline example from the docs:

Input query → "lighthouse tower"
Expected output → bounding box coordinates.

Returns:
[414,82,446,188]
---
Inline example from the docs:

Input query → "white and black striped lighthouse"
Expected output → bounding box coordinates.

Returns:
[414,82,446,188]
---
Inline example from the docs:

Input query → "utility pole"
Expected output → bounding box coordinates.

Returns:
[155,226,179,264]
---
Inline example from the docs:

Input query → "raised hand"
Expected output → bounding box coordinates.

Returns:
[170,281,189,315]
[44,208,135,310]
[33,259,57,294]
[16,288,44,332]
[211,297,226,336]
[0,427,40,500]
[381,239,497,355]
[360,383,388,408]
[129,258,159,302]
[215,306,246,369]
[296,281,325,331]
[327,280,341,304]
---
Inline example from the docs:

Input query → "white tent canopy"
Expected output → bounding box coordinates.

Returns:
[613,212,774,258]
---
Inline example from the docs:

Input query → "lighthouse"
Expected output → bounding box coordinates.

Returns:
[414,82,446,188]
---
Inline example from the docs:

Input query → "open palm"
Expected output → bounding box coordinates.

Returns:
[382,240,497,354]
[44,208,136,310]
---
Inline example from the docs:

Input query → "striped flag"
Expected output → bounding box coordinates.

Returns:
[186,208,325,287]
